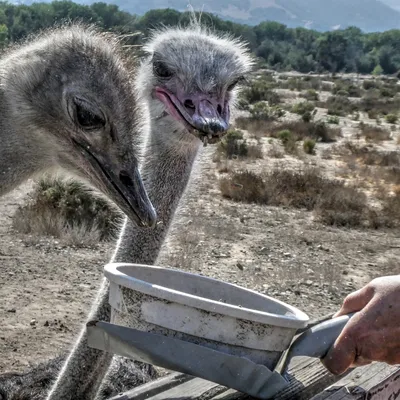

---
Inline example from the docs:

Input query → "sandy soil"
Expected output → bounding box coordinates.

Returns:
[1,87,400,375]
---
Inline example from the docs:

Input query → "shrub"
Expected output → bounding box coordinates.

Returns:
[363,80,379,90]
[379,190,400,228]
[360,124,391,142]
[220,171,267,204]
[332,83,362,98]
[12,177,122,245]
[265,120,341,143]
[236,96,250,110]
[241,79,280,104]
[247,144,264,159]
[327,115,340,125]
[345,143,400,166]
[301,111,313,123]
[219,168,377,229]
[278,130,292,142]
[301,89,319,101]
[385,114,398,124]
[217,129,248,159]
[324,95,356,116]
[360,94,400,116]
[372,65,383,76]
[292,101,315,115]
[336,89,349,97]
[380,87,396,98]
[268,143,285,158]
[367,109,380,120]
[221,169,330,209]
[278,129,298,154]
[315,187,368,228]
[303,139,316,155]
[249,102,285,121]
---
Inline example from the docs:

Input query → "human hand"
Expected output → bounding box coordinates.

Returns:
[322,275,400,375]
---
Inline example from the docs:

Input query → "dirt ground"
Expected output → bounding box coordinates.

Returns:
[1,79,400,375]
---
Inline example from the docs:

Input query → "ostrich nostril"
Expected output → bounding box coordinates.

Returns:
[217,104,222,116]
[119,170,133,187]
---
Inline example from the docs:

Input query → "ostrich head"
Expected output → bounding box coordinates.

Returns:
[136,22,253,146]
[2,25,156,228]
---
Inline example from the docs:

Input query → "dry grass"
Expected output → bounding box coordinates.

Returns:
[216,129,263,160]
[319,95,357,117]
[164,227,202,271]
[360,123,391,142]
[267,121,341,143]
[267,143,285,158]
[345,142,400,167]
[247,144,264,159]
[218,168,400,229]
[12,176,122,246]
[379,189,400,228]
[315,187,368,228]
[220,171,267,204]
[220,168,349,210]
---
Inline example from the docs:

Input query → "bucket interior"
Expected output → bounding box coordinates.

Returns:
[114,264,302,320]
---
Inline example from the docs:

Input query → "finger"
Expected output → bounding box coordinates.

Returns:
[333,285,375,318]
[322,327,357,375]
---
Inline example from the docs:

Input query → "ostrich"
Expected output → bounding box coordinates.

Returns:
[0,23,159,400]
[0,24,156,229]
[43,21,253,400]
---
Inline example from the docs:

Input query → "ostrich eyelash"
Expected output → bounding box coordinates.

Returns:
[227,75,246,91]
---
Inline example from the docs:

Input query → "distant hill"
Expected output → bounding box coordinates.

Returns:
[71,0,400,32]
[12,0,400,32]
[381,0,400,11]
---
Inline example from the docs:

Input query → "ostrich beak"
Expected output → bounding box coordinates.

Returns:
[191,96,229,135]
[155,88,230,143]
[117,168,157,228]
[72,139,157,228]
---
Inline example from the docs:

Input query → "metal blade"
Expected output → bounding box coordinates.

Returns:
[86,321,289,399]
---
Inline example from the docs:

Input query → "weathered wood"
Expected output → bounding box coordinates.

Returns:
[311,363,400,400]
[108,373,193,400]
[146,378,226,400]
[204,357,348,400]
[111,361,400,400]
[111,357,346,400]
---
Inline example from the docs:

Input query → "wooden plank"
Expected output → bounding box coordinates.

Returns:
[367,367,400,400]
[110,357,344,400]
[212,390,239,399]
[110,360,400,400]
[146,378,227,400]
[108,372,193,400]
[311,363,400,400]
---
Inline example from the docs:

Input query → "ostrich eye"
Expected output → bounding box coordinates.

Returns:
[73,98,105,130]
[153,60,173,79]
[227,76,246,91]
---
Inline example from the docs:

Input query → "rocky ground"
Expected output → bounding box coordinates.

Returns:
[1,74,400,375]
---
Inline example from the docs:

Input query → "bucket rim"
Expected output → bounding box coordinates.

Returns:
[105,262,310,330]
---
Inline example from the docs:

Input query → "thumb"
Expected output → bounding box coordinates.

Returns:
[322,325,357,375]
[333,285,374,318]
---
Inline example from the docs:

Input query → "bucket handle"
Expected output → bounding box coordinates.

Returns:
[276,313,355,375]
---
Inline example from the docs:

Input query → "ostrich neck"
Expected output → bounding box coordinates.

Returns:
[113,117,201,264]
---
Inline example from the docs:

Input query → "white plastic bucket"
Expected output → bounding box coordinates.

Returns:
[105,263,309,369]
